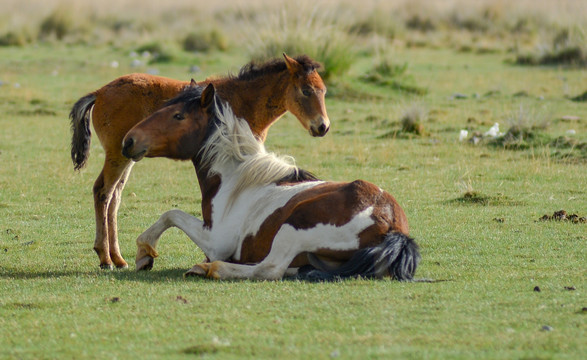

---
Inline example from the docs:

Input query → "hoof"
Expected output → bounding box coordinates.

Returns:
[100,263,114,270]
[136,256,154,271]
[113,257,129,269]
[184,264,207,277]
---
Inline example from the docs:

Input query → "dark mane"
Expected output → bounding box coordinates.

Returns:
[276,168,319,185]
[236,55,322,81]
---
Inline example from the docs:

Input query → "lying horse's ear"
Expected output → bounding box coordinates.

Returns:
[283,53,302,75]
[201,83,215,111]
[190,79,197,87]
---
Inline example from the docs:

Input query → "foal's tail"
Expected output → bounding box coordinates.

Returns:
[70,93,96,170]
[300,232,420,282]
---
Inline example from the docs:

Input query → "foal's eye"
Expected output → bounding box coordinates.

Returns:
[302,88,312,97]
[173,113,185,121]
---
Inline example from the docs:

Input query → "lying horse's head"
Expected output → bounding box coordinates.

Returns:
[122,83,216,162]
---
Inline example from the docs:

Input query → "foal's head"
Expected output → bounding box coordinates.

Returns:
[282,54,330,137]
[122,83,216,161]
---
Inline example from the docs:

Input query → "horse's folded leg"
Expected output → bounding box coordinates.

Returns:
[184,263,209,278]
[136,256,154,271]
[184,262,224,279]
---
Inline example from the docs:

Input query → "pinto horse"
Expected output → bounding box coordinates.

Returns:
[122,84,419,281]
[70,54,329,269]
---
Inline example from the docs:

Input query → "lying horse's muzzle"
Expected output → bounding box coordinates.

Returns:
[122,136,146,161]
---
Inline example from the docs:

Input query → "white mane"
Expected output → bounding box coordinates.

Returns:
[199,101,302,207]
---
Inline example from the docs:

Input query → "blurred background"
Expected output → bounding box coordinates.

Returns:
[2,0,586,82]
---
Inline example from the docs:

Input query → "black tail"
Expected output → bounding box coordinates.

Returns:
[70,93,96,171]
[298,232,420,282]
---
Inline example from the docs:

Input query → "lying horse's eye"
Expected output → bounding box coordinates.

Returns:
[173,113,185,121]
[302,88,312,97]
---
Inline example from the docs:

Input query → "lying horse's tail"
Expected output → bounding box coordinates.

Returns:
[70,93,96,171]
[301,232,420,282]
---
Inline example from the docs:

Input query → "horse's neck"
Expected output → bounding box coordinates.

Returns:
[193,154,244,227]
[192,159,221,228]
[214,72,289,141]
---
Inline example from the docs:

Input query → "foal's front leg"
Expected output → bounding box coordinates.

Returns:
[135,209,210,270]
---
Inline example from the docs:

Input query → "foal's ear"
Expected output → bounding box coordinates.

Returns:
[283,53,302,75]
[190,78,197,87]
[201,83,215,111]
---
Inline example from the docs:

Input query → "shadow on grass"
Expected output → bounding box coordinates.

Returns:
[0,268,451,284]
[0,268,195,282]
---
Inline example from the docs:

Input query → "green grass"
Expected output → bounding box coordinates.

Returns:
[1,38,586,360]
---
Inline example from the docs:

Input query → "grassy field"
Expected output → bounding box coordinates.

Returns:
[1,1,586,359]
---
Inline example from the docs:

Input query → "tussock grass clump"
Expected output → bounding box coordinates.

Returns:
[549,136,587,163]
[515,27,587,67]
[405,15,436,32]
[182,29,229,52]
[450,180,521,206]
[38,7,75,40]
[489,125,551,150]
[379,103,429,139]
[0,29,33,46]
[362,58,427,95]
[467,106,586,162]
[400,103,428,136]
[136,42,176,63]
[570,90,587,102]
[245,5,358,81]
[348,10,402,39]
[451,191,520,206]
[487,106,550,150]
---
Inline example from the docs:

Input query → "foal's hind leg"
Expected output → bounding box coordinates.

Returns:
[92,155,132,269]
[106,162,134,268]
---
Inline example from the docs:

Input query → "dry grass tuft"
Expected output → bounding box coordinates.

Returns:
[515,26,587,67]
[243,3,359,80]
[400,103,429,136]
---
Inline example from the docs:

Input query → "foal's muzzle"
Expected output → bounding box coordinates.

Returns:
[310,117,330,137]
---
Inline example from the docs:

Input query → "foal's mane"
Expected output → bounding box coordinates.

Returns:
[234,55,322,81]
[165,54,321,108]
[199,100,317,207]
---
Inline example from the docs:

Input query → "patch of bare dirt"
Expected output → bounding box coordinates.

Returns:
[538,210,586,223]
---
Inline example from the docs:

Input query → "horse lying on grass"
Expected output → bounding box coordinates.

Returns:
[70,54,329,269]
[122,83,420,281]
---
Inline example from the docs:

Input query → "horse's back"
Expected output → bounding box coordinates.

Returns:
[91,74,190,149]
[284,180,407,232]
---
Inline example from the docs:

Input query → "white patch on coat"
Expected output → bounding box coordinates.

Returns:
[208,179,325,261]
[200,206,377,280]
[267,206,375,260]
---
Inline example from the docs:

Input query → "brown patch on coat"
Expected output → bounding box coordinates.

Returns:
[237,180,408,267]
